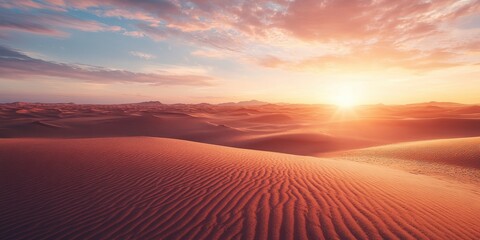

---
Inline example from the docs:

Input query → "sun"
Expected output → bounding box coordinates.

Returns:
[335,93,356,108]
[332,84,358,108]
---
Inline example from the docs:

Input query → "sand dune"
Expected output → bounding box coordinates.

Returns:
[324,137,480,184]
[323,118,480,143]
[2,102,480,156]
[1,137,479,239]
[238,132,377,155]
[326,137,480,168]
[0,114,244,143]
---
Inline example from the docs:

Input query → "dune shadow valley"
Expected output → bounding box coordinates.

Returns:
[1,101,479,239]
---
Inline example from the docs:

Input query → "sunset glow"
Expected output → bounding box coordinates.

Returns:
[0,0,479,104]
[332,84,359,108]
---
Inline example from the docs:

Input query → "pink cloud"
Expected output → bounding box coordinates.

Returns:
[43,0,181,18]
[0,45,214,86]
[257,55,287,68]
[0,0,44,9]
[6,0,479,43]
[271,0,478,42]
[0,12,123,37]
[3,0,479,71]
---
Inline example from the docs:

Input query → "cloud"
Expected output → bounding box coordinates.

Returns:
[42,0,181,19]
[257,55,288,68]
[257,43,468,73]
[129,51,156,60]
[5,0,479,42]
[0,45,213,86]
[97,8,161,26]
[273,0,480,42]
[0,0,44,9]
[0,11,123,37]
[2,0,479,72]
[123,31,146,38]
[77,1,479,44]
[136,23,245,52]
[191,49,233,59]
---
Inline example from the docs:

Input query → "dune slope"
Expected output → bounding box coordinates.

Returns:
[0,137,479,239]
[324,137,480,184]
[326,137,480,168]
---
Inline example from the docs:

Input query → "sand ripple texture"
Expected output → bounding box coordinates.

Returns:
[1,137,479,240]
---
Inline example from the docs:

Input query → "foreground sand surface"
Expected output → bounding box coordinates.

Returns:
[1,137,479,240]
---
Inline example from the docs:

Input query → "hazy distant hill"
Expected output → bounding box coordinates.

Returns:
[218,100,269,106]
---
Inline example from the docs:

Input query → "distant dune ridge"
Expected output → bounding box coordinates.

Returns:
[1,102,480,239]
[2,101,480,155]
[1,138,479,239]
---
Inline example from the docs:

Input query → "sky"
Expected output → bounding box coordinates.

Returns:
[0,0,479,104]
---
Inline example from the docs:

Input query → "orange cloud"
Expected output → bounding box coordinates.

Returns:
[258,43,469,73]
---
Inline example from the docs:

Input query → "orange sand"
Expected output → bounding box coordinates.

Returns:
[1,102,480,239]
[0,137,479,239]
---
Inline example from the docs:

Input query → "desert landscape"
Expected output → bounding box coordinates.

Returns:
[1,0,480,239]
[1,101,479,239]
